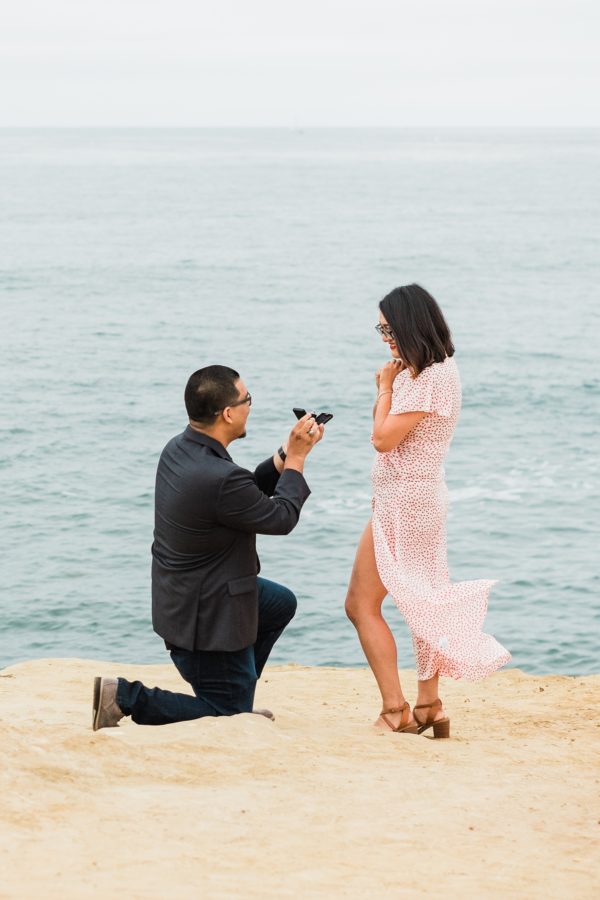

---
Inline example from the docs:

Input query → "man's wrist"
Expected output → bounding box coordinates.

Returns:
[284,448,307,464]
[277,445,287,462]
[284,455,305,473]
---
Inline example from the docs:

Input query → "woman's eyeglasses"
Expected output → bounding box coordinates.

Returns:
[375,324,395,339]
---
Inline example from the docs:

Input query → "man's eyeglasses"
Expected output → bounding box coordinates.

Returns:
[231,392,252,408]
[212,392,252,416]
[375,324,395,339]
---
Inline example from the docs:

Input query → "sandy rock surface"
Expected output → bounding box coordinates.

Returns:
[1,659,599,898]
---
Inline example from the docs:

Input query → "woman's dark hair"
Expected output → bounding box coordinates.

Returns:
[185,365,240,424]
[379,284,454,378]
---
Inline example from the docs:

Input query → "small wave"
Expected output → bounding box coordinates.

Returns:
[450,486,523,503]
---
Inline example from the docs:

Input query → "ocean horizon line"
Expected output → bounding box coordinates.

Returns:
[1,124,599,131]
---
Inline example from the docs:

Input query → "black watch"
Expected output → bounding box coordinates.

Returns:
[277,446,287,462]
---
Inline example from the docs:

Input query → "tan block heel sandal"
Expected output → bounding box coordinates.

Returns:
[413,699,450,739]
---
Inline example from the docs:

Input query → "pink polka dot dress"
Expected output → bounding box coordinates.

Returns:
[371,356,511,681]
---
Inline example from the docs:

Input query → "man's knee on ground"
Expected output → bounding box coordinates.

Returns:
[281,586,298,622]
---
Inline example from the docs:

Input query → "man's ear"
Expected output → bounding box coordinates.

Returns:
[222,407,233,424]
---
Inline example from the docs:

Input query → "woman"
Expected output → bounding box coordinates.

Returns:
[345,284,510,738]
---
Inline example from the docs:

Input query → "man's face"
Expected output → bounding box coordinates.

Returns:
[229,378,252,440]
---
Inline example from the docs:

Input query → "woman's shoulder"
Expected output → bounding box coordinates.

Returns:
[416,356,458,381]
[391,356,457,417]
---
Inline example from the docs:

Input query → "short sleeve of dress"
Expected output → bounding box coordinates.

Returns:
[390,362,453,417]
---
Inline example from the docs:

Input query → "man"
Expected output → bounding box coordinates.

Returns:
[92,365,324,729]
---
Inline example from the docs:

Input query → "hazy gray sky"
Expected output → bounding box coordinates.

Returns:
[2,0,599,126]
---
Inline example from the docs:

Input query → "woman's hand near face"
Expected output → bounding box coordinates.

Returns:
[378,359,403,391]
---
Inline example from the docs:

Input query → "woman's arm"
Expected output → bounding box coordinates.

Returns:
[371,361,426,452]
[372,390,426,452]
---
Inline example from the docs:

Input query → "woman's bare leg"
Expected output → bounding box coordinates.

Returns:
[416,674,439,706]
[345,521,414,729]
[415,673,448,721]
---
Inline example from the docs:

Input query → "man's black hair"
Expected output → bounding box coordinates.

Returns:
[184,365,240,425]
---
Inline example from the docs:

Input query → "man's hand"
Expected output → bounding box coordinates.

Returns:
[284,413,324,473]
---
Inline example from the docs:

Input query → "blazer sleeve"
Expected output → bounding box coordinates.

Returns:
[253,456,281,497]
[216,466,311,535]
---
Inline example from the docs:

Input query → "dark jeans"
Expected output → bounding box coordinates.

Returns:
[116,577,296,725]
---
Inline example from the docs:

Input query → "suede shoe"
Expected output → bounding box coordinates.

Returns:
[92,677,125,731]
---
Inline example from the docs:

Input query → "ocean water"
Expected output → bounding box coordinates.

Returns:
[1,128,598,675]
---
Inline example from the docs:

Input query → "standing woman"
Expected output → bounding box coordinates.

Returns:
[345,284,510,737]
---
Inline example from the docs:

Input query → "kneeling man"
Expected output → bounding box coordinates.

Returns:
[93,365,324,729]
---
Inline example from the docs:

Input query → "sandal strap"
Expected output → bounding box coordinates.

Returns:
[413,699,442,711]
[380,701,410,732]
[414,699,442,726]
[380,702,409,715]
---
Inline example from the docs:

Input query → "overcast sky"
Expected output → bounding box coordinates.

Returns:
[2,0,599,126]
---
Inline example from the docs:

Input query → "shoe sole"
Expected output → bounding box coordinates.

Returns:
[92,676,102,731]
[251,709,275,721]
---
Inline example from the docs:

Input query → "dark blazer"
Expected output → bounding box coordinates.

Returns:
[151,426,311,652]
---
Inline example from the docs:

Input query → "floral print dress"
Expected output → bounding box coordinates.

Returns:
[371,356,511,681]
